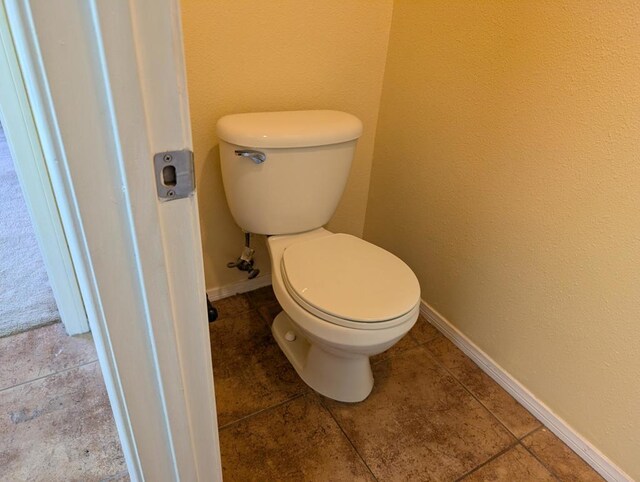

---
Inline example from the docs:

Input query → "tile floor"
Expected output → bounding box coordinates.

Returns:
[0,323,127,481]
[212,286,605,482]
[0,287,606,481]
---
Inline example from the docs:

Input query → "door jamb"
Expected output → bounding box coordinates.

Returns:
[4,1,222,480]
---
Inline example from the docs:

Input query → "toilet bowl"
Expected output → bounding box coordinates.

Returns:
[216,110,421,402]
[267,228,420,402]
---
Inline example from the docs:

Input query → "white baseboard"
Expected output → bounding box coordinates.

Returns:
[206,274,272,301]
[420,300,632,482]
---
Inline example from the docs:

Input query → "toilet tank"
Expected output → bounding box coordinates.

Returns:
[217,110,363,235]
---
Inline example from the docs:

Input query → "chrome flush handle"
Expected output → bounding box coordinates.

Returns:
[235,149,266,164]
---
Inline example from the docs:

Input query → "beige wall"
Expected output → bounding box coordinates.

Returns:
[364,1,640,478]
[181,0,393,290]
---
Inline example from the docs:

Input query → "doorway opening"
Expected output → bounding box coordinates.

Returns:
[0,122,127,479]
[0,122,57,336]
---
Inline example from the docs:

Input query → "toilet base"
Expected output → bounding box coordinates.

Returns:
[272,312,374,403]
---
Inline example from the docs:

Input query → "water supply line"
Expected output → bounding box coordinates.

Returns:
[227,232,260,279]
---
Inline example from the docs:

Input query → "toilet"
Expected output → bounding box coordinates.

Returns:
[217,110,421,402]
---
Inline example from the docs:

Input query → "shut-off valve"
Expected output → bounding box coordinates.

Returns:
[227,232,260,279]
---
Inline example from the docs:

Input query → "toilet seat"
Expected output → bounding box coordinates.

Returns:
[281,234,420,330]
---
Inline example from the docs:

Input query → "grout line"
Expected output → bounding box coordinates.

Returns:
[518,441,563,482]
[421,342,562,481]
[217,392,306,431]
[319,396,379,482]
[519,424,544,441]
[424,340,544,440]
[453,440,520,481]
[0,359,99,393]
[417,342,536,441]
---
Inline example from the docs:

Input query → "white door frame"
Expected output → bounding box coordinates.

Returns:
[0,4,89,335]
[4,0,222,480]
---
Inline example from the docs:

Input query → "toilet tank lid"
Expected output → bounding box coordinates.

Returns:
[216,110,363,148]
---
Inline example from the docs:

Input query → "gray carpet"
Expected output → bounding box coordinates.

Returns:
[0,123,59,337]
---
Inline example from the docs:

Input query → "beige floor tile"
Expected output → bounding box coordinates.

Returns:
[324,347,515,481]
[210,310,307,427]
[219,394,374,482]
[0,362,126,481]
[425,334,541,438]
[0,322,97,391]
[462,444,556,481]
[409,314,441,344]
[211,293,252,320]
[246,285,278,308]
[522,428,604,482]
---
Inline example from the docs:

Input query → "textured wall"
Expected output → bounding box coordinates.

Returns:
[181,0,393,290]
[364,1,640,477]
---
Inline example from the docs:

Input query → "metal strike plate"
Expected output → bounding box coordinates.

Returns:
[154,150,195,201]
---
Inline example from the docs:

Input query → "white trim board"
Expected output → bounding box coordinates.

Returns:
[419,300,632,482]
[207,274,272,301]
